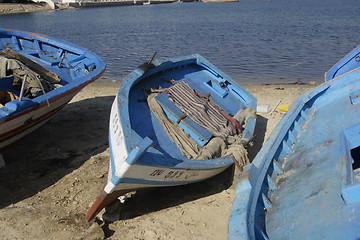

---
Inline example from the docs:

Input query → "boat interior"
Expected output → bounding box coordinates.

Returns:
[0,30,99,112]
[128,61,254,160]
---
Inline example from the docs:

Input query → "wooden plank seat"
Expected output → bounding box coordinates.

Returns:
[155,90,212,147]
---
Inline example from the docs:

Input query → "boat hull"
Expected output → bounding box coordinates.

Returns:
[0,87,80,149]
[0,28,106,151]
[325,44,360,81]
[228,66,360,239]
[86,54,257,220]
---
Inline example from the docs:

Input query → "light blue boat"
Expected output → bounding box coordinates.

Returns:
[325,45,360,81]
[0,28,105,153]
[86,54,257,220]
[228,51,360,239]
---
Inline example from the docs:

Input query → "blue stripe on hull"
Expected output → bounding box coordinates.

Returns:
[110,175,209,187]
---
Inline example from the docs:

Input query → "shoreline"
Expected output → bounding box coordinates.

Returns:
[0,0,187,15]
[0,3,53,15]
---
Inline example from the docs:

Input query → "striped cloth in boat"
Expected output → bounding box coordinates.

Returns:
[166,81,240,139]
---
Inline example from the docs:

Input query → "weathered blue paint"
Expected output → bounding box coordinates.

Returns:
[229,62,360,238]
[325,44,360,81]
[117,54,256,162]
[110,175,212,187]
[125,137,153,165]
[85,54,258,221]
[109,54,257,178]
[0,28,106,149]
[341,123,360,205]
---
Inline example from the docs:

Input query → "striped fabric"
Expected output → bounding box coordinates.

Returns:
[166,81,240,139]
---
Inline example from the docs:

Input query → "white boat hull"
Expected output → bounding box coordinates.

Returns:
[86,54,256,221]
[0,89,80,149]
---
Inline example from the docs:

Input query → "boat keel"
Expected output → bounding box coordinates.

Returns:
[85,189,130,221]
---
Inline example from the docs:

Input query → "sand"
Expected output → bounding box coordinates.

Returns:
[0,81,314,240]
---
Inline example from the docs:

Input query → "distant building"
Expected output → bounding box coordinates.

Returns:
[34,0,176,10]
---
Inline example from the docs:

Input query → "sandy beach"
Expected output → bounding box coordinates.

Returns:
[0,80,314,239]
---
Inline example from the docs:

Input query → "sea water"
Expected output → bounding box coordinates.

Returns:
[1,0,360,84]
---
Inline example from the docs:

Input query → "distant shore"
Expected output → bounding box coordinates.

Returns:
[0,0,192,15]
[0,3,53,15]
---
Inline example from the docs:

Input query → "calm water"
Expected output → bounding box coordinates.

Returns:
[1,0,360,84]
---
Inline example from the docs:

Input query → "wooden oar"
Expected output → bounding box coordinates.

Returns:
[0,47,61,84]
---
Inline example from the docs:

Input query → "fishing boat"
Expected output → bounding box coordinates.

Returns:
[86,54,257,220]
[325,44,360,81]
[228,56,360,238]
[0,28,105,153]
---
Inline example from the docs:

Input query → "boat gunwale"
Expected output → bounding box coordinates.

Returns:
[0,28,106,148]
[0,28,90,56]
[324,44,360,82]
[228,66,360,240]
[115,54,256,164]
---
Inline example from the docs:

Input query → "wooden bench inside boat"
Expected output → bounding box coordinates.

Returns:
[155,90,213,147]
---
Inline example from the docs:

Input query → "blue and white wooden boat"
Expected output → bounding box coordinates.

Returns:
[86,54,257,220]
[228,60,360,238]
[325,45,360,81]
[0,28,105,152]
